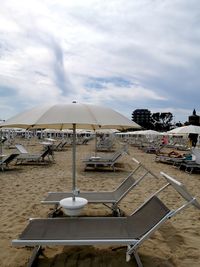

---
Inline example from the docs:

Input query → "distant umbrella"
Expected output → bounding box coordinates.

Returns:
[167,125,200,135]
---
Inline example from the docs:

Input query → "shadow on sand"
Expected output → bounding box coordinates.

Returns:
[34,245,176,267]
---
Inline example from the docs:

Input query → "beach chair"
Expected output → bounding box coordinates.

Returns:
[81,137,91,145]
[42,159,158,217]
[83,149,125,171]
[0,153,19,171]
[96,138,114,151]
[143,143,166,154]
[179,148,200,173]
[51,139,69,151]
[16,146,54,164]
[0,136,7,144]
[12,171,200,267]
[155,154,187,166]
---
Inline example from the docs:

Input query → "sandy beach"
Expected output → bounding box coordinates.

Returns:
[0,138,200,267]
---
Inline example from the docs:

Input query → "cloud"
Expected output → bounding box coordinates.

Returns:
[0,0,199,122]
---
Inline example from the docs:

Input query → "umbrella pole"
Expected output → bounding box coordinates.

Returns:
[72,124,76,201]
[0,129,2,155]
[95,131,97,157]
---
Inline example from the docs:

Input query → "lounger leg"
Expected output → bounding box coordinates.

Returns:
[48,205,63,218]
[111,203,123,217]
[133,251,143,267]
[112,208,121,217]
[126,246,143,267]
[27,246,43,267]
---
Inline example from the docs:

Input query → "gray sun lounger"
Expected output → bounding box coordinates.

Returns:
[155,154,188,166]
[180,161,200,174]
[52,140,69,151]
[83,149,126,171]
[42,158,157,216]
[16,146,54,164]
[12,171,200,267]
[179,148,200,173]
[0,153,19,171]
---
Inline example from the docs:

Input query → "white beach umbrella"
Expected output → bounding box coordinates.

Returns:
[1,102,140,214]
[167,125,200,135]
[133,130,160,135]
[1,103,139,130]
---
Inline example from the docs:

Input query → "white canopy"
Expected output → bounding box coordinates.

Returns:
[1,103,141,130]
[167,125,200,135]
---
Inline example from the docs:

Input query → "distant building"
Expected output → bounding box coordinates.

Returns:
[188,109,200,126]
[132,109,151,129]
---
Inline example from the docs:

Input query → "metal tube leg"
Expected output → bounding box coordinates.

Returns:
[133,251,143,267]
[126,246,143,267]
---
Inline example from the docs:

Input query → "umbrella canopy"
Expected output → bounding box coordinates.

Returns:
[1,102,140,200]
[167,125,200,135]
[1,103,140,130]
[127,130,160,135]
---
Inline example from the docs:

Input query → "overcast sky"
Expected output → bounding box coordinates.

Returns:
[0,0,199,123]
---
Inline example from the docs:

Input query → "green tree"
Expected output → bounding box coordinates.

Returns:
[151,112,173,131]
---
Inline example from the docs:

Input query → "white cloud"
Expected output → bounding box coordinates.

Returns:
[0,0,200,123]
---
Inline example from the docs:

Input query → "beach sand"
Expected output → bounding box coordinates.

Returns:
[0,139,200,267]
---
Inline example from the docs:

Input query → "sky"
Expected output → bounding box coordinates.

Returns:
[0,0,200,124]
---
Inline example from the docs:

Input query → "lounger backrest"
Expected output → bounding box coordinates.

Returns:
[54,141,62,148]
[15,144,28,154]
[2,153,18,165]
[113,172,136,200]
[160,172,200,209]
[41,147,52,158]
[111,150,123,161]
[60,140,68,147]
[127,196,170,239]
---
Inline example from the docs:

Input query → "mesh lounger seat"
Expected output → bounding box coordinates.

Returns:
[12,171,200,267]
[42,158,157,216]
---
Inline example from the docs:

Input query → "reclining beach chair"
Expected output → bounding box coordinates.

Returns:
[16,146,54,165]
[0,153,19,171]
[155,152,191,167]
[51,139,69,151]
[42,158,158,217]
[12,172,200,267]
[179,148,200,173]
[83,149,126,171]
[142,142,165,154]
[96,138,114,151]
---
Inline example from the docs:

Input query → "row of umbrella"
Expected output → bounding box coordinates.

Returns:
[117,125,200,136]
